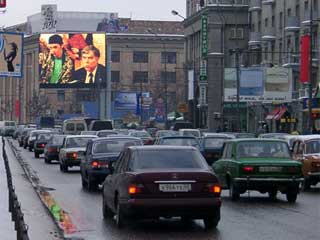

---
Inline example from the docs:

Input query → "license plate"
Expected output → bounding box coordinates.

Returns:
[259,166,282,172]
[159,184,191,192]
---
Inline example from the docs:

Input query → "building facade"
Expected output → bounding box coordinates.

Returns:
[0,12,185,126]
[248,0,320,132]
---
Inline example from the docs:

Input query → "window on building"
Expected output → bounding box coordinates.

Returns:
[272,15,275,27]
[161,52,177,64]
[258,20,261,32]
[57,109,64,115]
[161,72,176,83]
[133,51,148,63]
[111,51,120,63]
[279,12,283,29]
[264,18,268,27]
[304,1,309,12]
[230,28,244,39]
[296,4,300,18]
[133,71,148,84]
[57,90,65,102]
[287,8,292,17]
[111,71,120,83]
[279,41,283,64]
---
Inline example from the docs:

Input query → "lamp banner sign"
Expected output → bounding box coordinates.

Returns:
[0,32,24,78]
[201,15,208,58]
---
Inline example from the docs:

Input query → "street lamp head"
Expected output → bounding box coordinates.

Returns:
[171,10,178,16]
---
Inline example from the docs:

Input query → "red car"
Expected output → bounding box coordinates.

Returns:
[102,146,222,229]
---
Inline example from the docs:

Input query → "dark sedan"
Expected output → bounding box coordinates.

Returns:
[102,146,222,229]
[33,132,53,158]
[202,136,233,165]
[80,137,143,191]
[44,135,65,164]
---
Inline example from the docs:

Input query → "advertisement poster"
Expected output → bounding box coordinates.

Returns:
[0,32,24,78]
[224,67,292,103]
[39,33,106,88]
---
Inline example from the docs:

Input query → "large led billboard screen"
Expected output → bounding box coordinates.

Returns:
[0,32,24,78]
[39,33,106,88]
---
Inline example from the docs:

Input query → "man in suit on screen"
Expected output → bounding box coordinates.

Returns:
[73,45,106,84]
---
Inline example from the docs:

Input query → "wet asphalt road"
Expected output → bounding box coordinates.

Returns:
[9,140,320,240]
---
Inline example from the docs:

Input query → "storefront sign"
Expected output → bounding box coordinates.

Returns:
[201,15,208,58]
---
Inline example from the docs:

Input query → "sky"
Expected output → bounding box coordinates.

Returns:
[0,0,186,27]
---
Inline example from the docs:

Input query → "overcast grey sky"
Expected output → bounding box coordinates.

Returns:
[0,0,186,27]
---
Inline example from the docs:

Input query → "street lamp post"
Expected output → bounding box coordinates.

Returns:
[147,28,168,128]
[172,10,198,128]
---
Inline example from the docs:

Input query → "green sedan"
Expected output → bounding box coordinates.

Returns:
[212,139,303,202]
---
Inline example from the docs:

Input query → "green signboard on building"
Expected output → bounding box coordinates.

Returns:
[201,15,208,58]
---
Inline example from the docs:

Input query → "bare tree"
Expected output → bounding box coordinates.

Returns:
[26,90,51,121]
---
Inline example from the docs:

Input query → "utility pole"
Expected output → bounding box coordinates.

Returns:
[308,0,314,131]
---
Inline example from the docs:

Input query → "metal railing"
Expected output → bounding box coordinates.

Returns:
[2,137,29,240]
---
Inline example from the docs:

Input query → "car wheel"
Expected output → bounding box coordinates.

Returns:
[81,175,87,188]
[229,181,240,201]
[34,152,39,158]
[19,142,23,147]
[116,199,124,228]
[60,163,68,172]
[268,190,277,200]
[302,178,311,191]
[286,192,298,203]
[102,194,113,219]
[87,177,98,191]
[23,145,26,149]
[203,217,219,230]
[29,146,32,152]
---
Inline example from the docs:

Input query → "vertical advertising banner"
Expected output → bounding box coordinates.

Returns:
[300,35,310,84]
[39,33,106,88]
[41,4,58,32]
[0,32,24,78]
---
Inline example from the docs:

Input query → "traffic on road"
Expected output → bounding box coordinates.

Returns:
[2,119,320,239]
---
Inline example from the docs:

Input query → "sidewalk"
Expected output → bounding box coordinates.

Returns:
[0,138,17,240]
[1,138,63,240]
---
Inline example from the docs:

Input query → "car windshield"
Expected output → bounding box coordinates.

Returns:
[132,150,205,170]
[93,139,142,154]
[236,141,291,158]
[66,137,93,148]
[204,138,229,148]
[306,140,320,154]
[162,138,200,148]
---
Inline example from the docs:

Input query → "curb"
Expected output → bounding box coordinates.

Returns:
[6,138,78,239]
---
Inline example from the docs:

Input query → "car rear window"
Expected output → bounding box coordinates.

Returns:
[162,138,199,148]
[93,139,142,154]
[237,141,291,158]
[181,130,200,138]
[76,123,85,131]
[66,137,93,148]
[51,136,64,145]
[37,133,52,141]
[132,150,205,170]
[66,123,75,131]
[97,131,118,137]
[204,138,228,148]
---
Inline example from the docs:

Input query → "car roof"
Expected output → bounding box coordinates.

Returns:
[128,145,198,151]
[225,138,288,143]
[90,136,142,142]
[291,135,320,141]
[65,135,97,138]
[160,135,197,139]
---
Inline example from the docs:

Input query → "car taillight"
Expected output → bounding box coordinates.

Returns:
[128,184,144,195]
[38,143,45,148]
[91,160,108,169]
[67,152,78,159]
[207,184,221,196]
[243,166,254,173]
